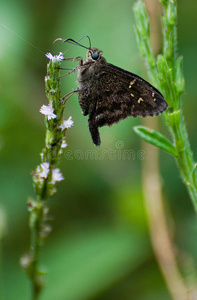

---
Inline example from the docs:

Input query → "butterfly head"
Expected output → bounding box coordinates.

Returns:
[85,48,103,63]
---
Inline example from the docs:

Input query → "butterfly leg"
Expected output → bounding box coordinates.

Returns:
[60,89,80,104]
[60,66,78,77]
[59,57,83,77]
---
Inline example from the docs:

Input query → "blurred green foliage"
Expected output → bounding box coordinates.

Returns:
[0,0,197,299]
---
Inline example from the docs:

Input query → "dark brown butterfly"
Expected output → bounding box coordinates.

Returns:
[62,37,168,146]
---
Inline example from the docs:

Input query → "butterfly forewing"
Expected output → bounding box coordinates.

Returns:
[93,64,167,127]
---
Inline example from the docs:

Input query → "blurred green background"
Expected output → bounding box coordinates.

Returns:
[1,0,197,299]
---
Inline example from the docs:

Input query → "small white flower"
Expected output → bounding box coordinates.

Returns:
[45,53,53,60]
[56,52,64,61]
[39,162,50,179]
[40,105,57,120]
[45,52,64,62]
[50,89,56,95]
[58,116,74,130]
[20,254,31,269]
[61,140,68,148]
[51,168,64,184]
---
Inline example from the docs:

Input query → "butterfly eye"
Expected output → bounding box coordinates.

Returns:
[91,52,99,60]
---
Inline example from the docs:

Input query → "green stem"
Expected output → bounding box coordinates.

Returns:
[173,115,197,210]
[24,54,67,299]
[133,0,197,212]
[162,0,197,210]
[31,225,39,300]
[29,199,44,300]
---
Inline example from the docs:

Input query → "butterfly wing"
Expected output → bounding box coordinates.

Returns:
[78,62,168,146]
[93,63,168,127]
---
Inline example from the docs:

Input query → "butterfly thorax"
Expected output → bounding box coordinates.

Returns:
[77,48,107,85]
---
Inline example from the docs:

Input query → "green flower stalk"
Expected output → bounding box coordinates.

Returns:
[133,0,197,211]
[21,52,74,300]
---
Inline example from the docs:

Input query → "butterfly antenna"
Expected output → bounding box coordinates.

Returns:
[63,35,91,50]
[53,36,91,55]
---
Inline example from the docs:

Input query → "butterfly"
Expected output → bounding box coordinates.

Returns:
[62,37,168,146]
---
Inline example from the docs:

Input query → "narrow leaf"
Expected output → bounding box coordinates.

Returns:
[133,125,177,156]
[192,164,197,190]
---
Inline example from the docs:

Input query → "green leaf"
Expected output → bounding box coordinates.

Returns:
[192,164,197,190]
[175,56,185,94]
[133,0,156,69]
[156,55,173,108]
[133,126,178,156]
[167,110,181,131]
